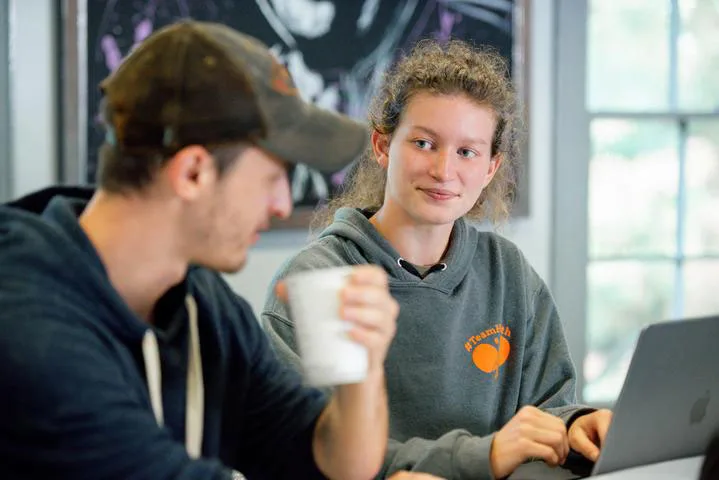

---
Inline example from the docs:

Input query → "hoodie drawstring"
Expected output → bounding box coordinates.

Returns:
[397,257,448,278]
[141,294,204,458]
[141,330,164,426]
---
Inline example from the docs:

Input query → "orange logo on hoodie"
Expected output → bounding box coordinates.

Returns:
[464,324,511,378]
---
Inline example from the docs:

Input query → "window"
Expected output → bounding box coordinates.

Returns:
[583,0,719,403]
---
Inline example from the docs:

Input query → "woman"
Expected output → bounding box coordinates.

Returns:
[262,39,612,479]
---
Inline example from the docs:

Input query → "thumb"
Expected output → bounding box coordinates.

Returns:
[275,281,288,303]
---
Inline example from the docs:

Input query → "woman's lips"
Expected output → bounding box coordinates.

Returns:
[420,188,457,201]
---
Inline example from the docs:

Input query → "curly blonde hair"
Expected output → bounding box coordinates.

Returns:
[312,38,524,230]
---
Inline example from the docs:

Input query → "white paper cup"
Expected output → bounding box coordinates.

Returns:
[285,266,368,386]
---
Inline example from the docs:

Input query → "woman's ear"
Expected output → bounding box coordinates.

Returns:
[484,153,503,187]
[370,129,390,170]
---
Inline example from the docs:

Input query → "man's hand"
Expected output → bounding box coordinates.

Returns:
[568,409,613,462]
[338,265,398,374]
[388,472,446,480]
[490,406,570,479]
[275,265,398,375]
[276,265,399,480]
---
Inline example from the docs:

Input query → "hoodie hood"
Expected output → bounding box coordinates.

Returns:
[317,207,477,293]
[0,186,148,343]
[1,186,206,457]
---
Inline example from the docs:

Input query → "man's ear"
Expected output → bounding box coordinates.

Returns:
[371,130,390,170]
[164,145,217,200]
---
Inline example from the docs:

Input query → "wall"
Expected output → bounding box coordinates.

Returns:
[8,0,556,318]
[8,0,58,199]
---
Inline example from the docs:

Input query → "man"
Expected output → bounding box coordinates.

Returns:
[0,20,399,479]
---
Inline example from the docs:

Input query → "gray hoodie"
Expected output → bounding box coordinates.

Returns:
[262,208,592,479]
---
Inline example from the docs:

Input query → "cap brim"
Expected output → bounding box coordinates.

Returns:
[258,102,369,174]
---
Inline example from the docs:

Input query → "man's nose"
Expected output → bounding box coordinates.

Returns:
[270,175,293,220]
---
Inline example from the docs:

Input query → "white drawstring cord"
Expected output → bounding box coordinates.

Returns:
[141,294,204,458]
[142,331,164,426]
[184,294,204,459]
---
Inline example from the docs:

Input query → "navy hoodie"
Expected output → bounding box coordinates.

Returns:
[0,187,327,479]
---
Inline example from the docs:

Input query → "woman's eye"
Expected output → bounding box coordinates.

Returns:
[459,148,477,159]
[414,139,432,150]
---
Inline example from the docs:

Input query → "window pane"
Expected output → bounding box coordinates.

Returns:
[589,120,678,258]
[584,261,675,403]
[588,0,670,111]
[685,121,719,256]
[684,259,719,318]
[678,0,719,111]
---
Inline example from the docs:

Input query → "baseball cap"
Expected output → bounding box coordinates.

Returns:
[100,20,368,173]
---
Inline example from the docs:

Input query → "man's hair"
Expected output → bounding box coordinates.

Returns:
[96,133,248,194]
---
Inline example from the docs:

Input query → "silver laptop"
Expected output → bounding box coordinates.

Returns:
[590,314,719,475]
[510,315,717,479]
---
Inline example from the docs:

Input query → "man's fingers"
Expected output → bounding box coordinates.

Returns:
[340,284,399,330]
[341,306,388,331]
[277,265,389,304]
[347,327,389,351]
[341,284,390,307]
[348,265,389,287]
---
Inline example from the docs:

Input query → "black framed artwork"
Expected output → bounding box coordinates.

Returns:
[59,0,529,228]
